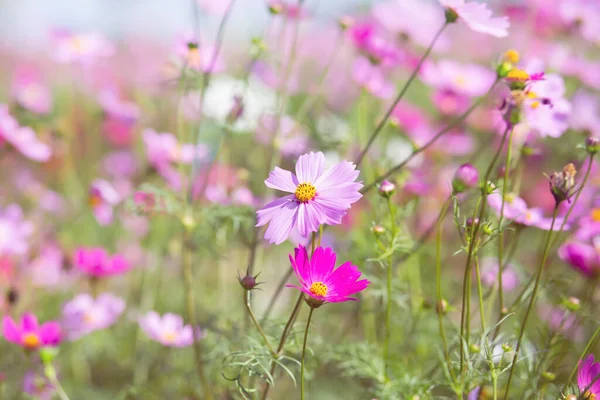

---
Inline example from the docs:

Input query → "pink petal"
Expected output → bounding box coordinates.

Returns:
[309,246,337,283]
[39,322,62,346]
[262,200,299,245]
[314,160,361,191]
[256,195,296,227]
[296,203,321,238]
[289,244,310,284]
[324,261,363,297]
[21,313,39,332]
[265,167,299,193]
[2,316,22,343]
[295,152,325,184]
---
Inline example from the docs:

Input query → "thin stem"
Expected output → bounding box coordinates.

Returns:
[362,79,500,194]
[503,206,559,400]
[384,196,397,380]
[355,23,447,166]
[44,363,70,400]
[474,256,486,332]
[562,324,600,395]
[435,199,455,380]
[244,290,276,356]
[496,126,516,325]
[300,307,314,400]
[182,226,213,400]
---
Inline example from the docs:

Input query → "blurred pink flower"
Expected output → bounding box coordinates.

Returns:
[558,241,600,277]
[488,193,570,230]
[50,29,114,65]
[439,0,510,37]
[73,247,131,278]
[102,151,138,179]
[2,313,61,350]
[352,57,394,99]
[98,89,140,146]
[0,204,33,257]
[11,66,52,115]
[89,179,120,226]
[62,293,125,340]
[479,257,519,291]
[139,312,200,347]
[0,106,51,162]
[522,73,571,138]
[23,371,55,400]
[569,90,600,136]
[559,0,600,43]
[196,0,233,15]
[143,129,208,167]
[268,0,308,18]
[255,113,310,157]
[174,32,225,73]
[347,21,403,65]
[538,305,583,342]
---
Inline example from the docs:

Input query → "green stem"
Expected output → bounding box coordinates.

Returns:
[503,206,559,400]
[44,363,70,400]
[244,290,276,356]
[301,307,314,400]
[384,197,397,380]
[182,226,213,400]
[562,324,600,395]
[355,22,448,166]
[474,256,486,332]
[435,199,455,380]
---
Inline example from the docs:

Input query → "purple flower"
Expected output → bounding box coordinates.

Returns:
[256,151,363,245]
[0,204,33,257]
[62,293,125,340]
[73,247,131,278]
[539,305,583,342]
[23,371,55,400]
[569,90,600,136]
[2,313,61,350]
[578,355,600,397]
[139,312,200,347]
[89,179,120,226]
[487,193,570,231]
[440,0,510,37]
[559,242,600,277]
[287,245,370,307]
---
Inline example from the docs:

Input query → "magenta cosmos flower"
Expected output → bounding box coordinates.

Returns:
[287,245,370,306]
[256,152,363,245]
[579,354,600,398]
[73,247,130,277]
[440,0,510,38]
[139,311,200,347]
[2,313,61,350]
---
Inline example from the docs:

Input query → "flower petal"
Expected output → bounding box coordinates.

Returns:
[262,200,299,245]
[22,313,39,332]
[265,167,299,193]
[39,322,62,346]
[2,316,22,343]
[295,152,325,184]
[256,195,296,227]
[309,246,337,283]
[314,160,361,192]
[296,203,322,238]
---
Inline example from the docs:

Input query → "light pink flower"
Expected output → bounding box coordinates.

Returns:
[174,32,225,73]
[255,113,310,157]
[89,179,120,226]
[256,152,363,245]
[440,0,510,37]
[62,293,125,340]
[0,106,51,162]
[0,204,33,257]
[139,312,200,347]
[11,66,52,115]
[50,29,114,65]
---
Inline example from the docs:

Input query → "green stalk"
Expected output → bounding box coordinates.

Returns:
[384,196,397,380]
[300,307,314,400]
[244,290,276,356]
[474,256,486,332]
[503,206,559,399]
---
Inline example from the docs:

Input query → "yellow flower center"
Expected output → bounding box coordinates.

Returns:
[503,49,520,64]
[584,391,597,400]
[591,208,600,222]
[22,333,41,349]
[295,183,316,203]
[89,194,103,208]
[162,331,177,343]
[530,101,540,109]
[507,68,530,81]
[455,76,466,87]
[309,282,328,297]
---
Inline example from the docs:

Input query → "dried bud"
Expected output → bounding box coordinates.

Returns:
[586,136,599,155]
[238,272,261,291]
[436,299,448,315]
[226,95,244,125]
[452,164,479,193]
[371,225,386,236]
[548,163,577,205]
[466,217,479,230]
[6,287,18,305]
[378,180,396,198]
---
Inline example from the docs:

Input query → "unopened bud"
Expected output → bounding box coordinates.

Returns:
[541,371,556,382]
[466,218,479,230]
[39,347,59,364]
[565,395,577,400]
[6,287,18,305]
[238,272,261,291]
[482,222,494,236]
[338,15,354,31]
[481,180,496,195]
[268,2,283,14]
[469,344,480,354]
[444,7,459,23]
[502,343,512,352]
[226,96,244,125]
[586,136,599,155]
[437,299,448,315]
[378,180,396,198]
[548,163,577,205]
[372,225,385,236]
[564,296,580,312]
[452,164,479,194]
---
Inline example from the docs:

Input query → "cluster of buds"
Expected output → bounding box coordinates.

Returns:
[547,163,578,205]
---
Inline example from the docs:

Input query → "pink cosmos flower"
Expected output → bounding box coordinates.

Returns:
[196,0,233,15]
[570,90,600,136]
[0,204,33,258]
[558,241,600,277]
[255,113,310,157]
[139,311,200,347]
[102,151,138,179]
[352,58,395,99]
[522,73,571,138]
[89,179,120,226]
[578,354,600,398]
[479,257,519,291]
[487,193,569,231]
[62,293,125,340]
[50,29,114,65]
[287,245,370,305]
[256,152,363,245]
[28,244,69,288]
[439,0,510,37]
[347,21,403,65]
[538,305,583,342]
[73,247,131,278]
[98,89,140,146]
[0,106,51,162]
[11,66,52,115]
[2,313,61,350]
[174,32,225,73]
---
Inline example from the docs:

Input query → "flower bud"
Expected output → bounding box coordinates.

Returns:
[6,287,18,305]
[436,299,448,315]
[469,343,480,354]
[481,180,497,195]
[541,371,556,382]
[338,15,354,31]
[482,222,494,236]
[565,395,577,400]
[502,343,512,352]
[268,1,283,14]
[371,225,386,236]
[444,7,459,23]
[586,136,599,155]
[238,272,261,291]
[548,163,577,205]
[378,180,396,198]
[39,347,59,364]
[466,217,479,230]
[564,296,580,312]
[452,164,479,193]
